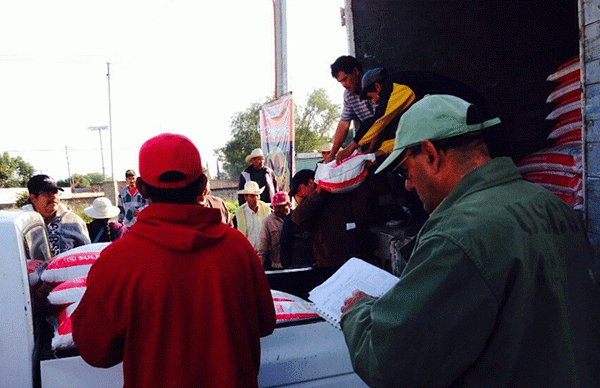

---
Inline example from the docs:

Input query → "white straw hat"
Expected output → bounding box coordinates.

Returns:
[84,197,121,219]
[320,142,333,153]
[237,181,265,195]
[245,148,265,164]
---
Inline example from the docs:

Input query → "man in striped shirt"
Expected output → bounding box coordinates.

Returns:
[326,55,375,163]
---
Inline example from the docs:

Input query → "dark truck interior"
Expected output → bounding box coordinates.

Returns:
[350,0,579,163]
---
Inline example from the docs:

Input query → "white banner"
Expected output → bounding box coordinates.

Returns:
[259,92,294,192]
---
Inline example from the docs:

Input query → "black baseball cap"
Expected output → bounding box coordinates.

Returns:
[289,169,315,198]
[27,174,64,195]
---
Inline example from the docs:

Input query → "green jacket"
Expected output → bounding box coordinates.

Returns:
[341,157,600,387]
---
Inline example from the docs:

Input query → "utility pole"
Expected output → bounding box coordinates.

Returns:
[88,126,108,181]
[107,63,114,181]
[65,146,73,187]
[273,0,288,98]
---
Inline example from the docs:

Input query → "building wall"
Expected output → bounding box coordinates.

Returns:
[210,180,238,203]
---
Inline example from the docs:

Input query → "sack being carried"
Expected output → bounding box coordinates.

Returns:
[41,242,110,285]
[315,153,376,194]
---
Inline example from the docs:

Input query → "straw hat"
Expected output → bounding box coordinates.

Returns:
[245,148,265,164]
[84,197,121,219]
[320,143,333,153]
[237,181,265,195]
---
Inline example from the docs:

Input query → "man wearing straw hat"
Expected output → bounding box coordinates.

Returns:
[238,148,277,205]
[84,197,127,243]
[234,181,271,249]
[340,95,600,387]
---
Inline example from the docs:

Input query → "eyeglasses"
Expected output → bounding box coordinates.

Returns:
[392,146,421,180]
[392,153,411,179]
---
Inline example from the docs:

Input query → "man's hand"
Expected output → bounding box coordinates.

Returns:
[335,142,359,163]
[324,151,337,164]
[326,120,352,163]
[341,290,374,314]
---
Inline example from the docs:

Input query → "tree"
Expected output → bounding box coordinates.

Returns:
[216,89,340,179]
[295,88,341,153]
[0,152,35,188]
[85,172,105,185]
[57,174,91,188]
[216,101,264,179]
[14,190,30,208]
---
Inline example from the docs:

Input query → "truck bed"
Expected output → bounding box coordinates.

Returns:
[39,320,366,387]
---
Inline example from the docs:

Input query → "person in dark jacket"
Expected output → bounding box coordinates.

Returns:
[280,170,316,268]
[238,148,277,205]
[84,197,127,243]
[291,170,377,279]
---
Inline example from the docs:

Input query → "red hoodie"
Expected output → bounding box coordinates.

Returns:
[72,202,276,388]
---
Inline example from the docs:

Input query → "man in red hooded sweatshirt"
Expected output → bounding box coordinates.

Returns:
[72,133,276,388]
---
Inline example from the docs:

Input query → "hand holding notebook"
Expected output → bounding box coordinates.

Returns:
[308,258,399,329]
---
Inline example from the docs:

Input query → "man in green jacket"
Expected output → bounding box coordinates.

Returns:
[340,94,600,387]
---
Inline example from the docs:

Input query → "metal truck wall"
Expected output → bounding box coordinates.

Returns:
[581,0,600,258]
[348,0,579,162]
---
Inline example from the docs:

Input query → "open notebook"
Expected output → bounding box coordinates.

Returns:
[308,258,399,329]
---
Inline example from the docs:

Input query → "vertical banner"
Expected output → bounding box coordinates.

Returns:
[259,92,294,193]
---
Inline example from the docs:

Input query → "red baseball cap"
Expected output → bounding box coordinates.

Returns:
[139,133,202,189]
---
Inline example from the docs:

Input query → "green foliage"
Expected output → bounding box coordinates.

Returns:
[216,101,265,179]
[0,152,35,188]
[14,190,30,208]
[57,178,71,187]
[58,172,107,188]
[86,172,105,185]
[295,88,341,153]
[225,200,239,215]
[216,89,340,179]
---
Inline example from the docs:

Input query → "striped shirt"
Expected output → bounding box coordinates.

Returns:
[340,89,376,123]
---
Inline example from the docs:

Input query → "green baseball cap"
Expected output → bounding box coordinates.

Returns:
[375,94,501,174]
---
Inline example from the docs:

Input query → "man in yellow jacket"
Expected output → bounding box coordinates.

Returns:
[234,181,271,249]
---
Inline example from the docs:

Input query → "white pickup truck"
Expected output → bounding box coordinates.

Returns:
[0,209,367,387]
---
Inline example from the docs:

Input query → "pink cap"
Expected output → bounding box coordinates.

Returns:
[139,133,202,189]
[271,191,290,207]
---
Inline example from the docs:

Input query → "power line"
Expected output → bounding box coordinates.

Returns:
[3,147,137,153]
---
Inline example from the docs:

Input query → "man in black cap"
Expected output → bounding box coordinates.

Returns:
[25,174,90,256]
[280,169,316,269]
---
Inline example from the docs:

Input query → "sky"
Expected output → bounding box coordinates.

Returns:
[0,0,349,181]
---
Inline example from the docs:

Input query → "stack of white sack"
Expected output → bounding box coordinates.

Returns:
[42,243,110,350]
[517,56,583,211]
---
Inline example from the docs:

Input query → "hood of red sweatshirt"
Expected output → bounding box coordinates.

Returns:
[128,202,229,252]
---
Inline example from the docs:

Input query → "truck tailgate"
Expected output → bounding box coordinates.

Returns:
[40,356,122,387]
[40,321,366,387]
[258,321,367,387]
